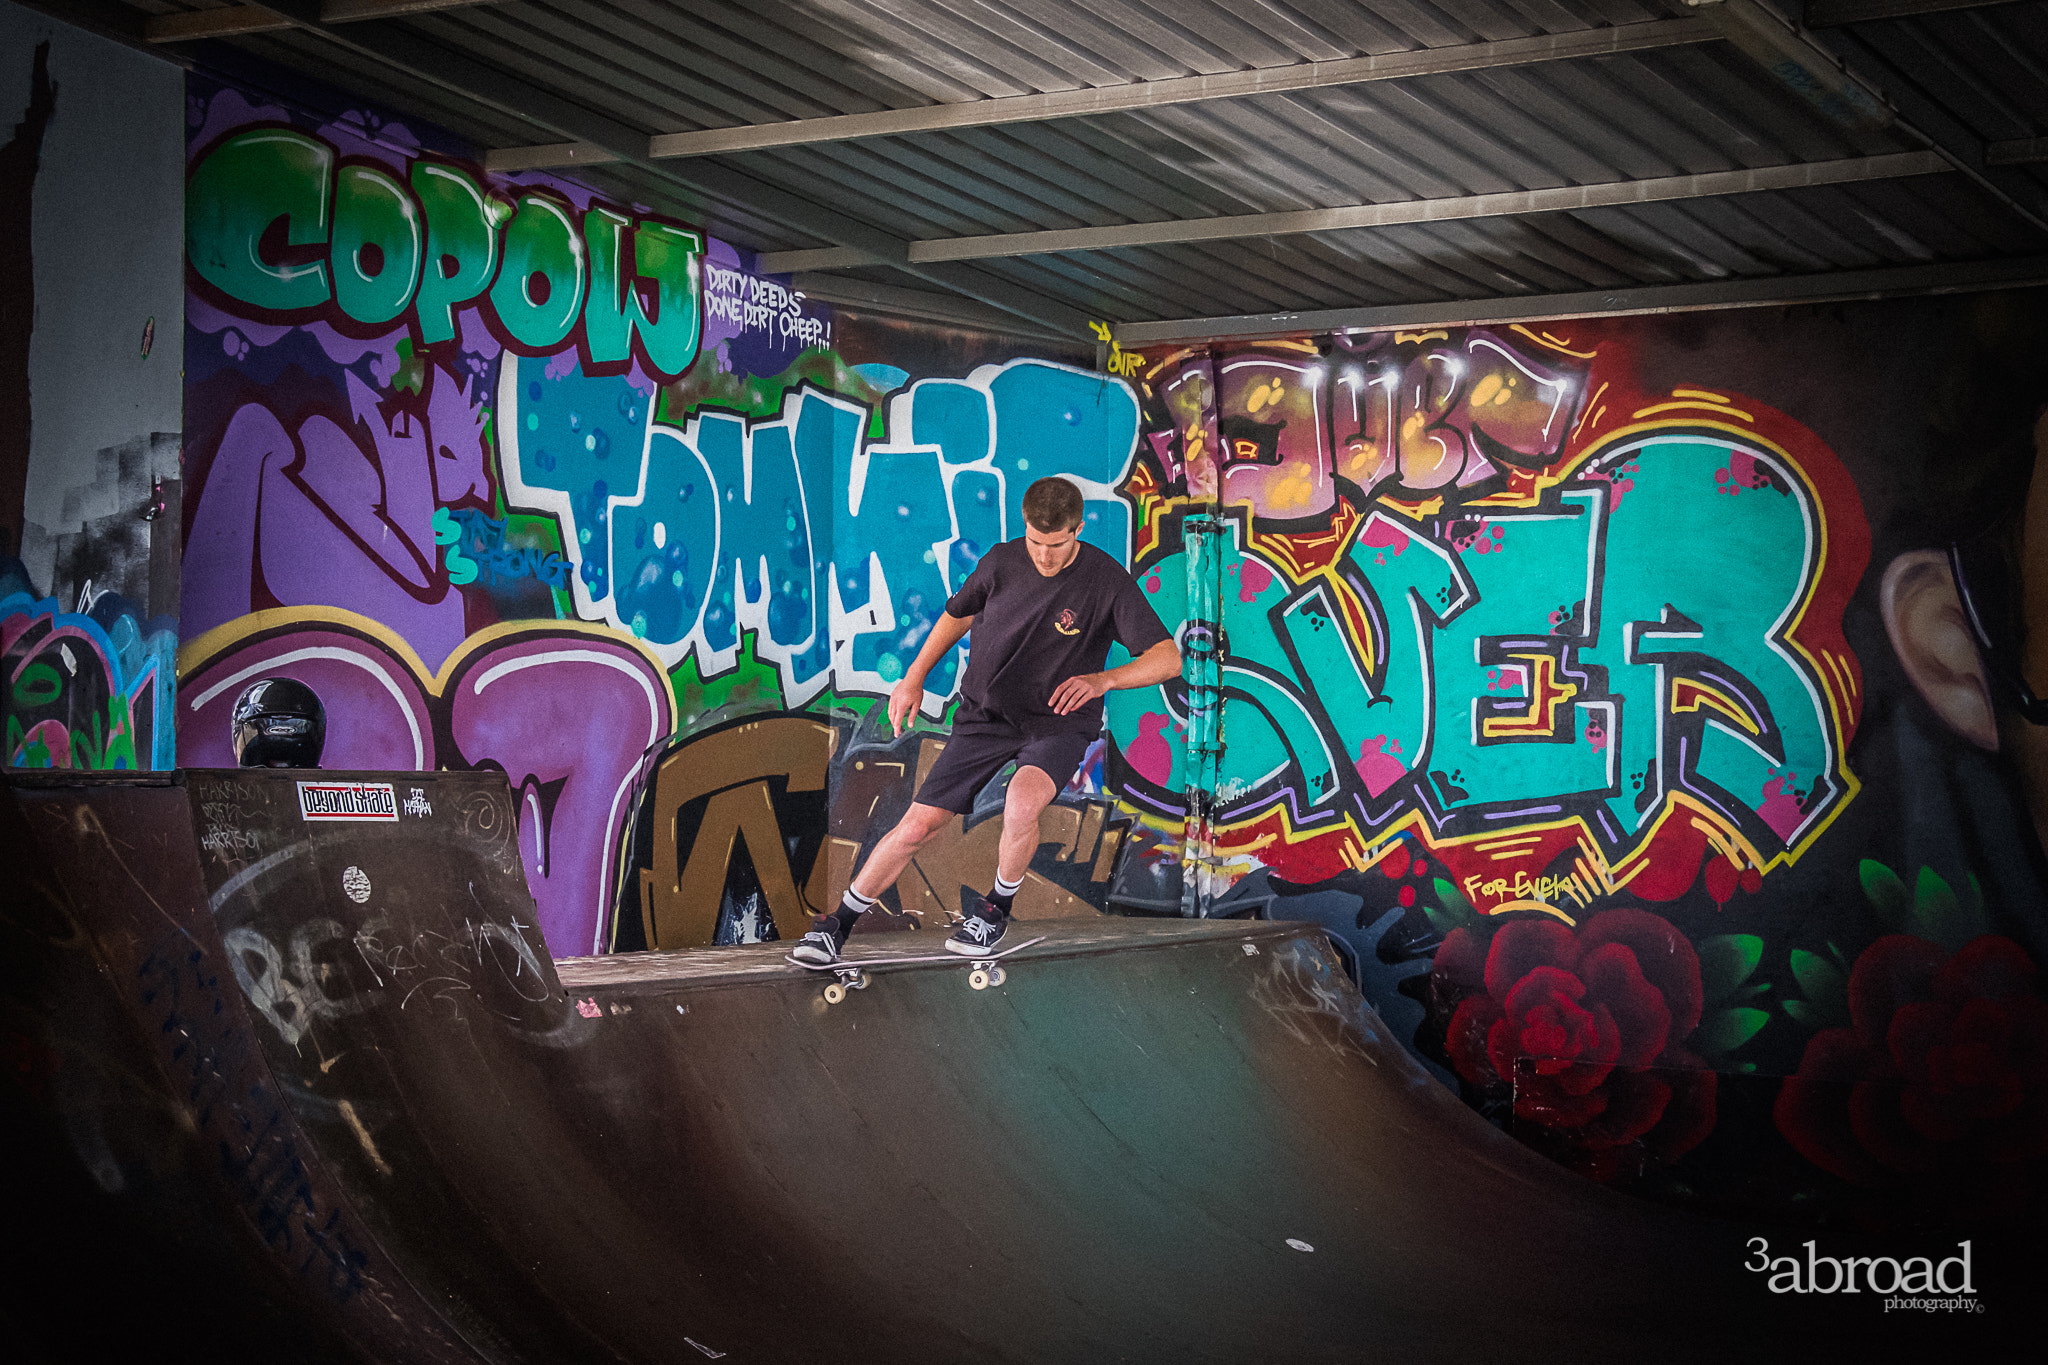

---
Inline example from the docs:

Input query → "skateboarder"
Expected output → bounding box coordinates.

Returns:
[792,476,1181,964]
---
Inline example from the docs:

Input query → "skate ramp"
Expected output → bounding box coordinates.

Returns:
[4,768,1946,1361]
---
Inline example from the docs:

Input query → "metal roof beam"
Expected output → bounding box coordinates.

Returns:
[1801,8,2048,235]
[143,5,291,41]
[1989,137,2048,165]
[482,16,1720,174]
[757,152,1949,272]
[789,275,1072,342]
[1804,0,2027,26]
[143,0,499,44]
[1111,254,2048,346]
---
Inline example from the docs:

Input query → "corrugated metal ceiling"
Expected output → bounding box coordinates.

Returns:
[74,0,2048,339]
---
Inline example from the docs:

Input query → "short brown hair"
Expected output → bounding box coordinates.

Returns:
[1021,476,1084,531]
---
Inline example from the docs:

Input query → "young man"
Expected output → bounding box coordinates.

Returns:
[793,476,1181,963]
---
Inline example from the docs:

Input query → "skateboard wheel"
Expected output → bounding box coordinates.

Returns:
[990,966,1007,986]
[850,970,870,990]
[968,969,990,991]
[823,982,847,1005]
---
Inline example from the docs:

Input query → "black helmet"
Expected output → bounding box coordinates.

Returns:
[230,678,326,768]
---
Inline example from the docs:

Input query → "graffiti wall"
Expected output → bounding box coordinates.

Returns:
[2,3,184,771]
[1108,299,2048,1227]
[168,48,2048,1230]
[176,69,1128,959]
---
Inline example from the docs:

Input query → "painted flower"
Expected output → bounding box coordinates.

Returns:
[1774,934,2048,1207]
[1434,909,1715,1179]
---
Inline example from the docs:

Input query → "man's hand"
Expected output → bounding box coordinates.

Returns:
[1048,673,1110,715]
[1049,638,1181,714]
[887,676,926,736]
[884,610,975,736]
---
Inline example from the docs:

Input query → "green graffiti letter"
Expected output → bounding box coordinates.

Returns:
[411,161,509,345]
[489,192,586,350]
[186,128,334,311]
[581,207,634,366]
[101,696,137,771]
[331,162,423,325]
[584,209,703,379]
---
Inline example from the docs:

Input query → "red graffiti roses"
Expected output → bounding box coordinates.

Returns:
[1435,909,1715,1178]
[1774,934,2048,1207]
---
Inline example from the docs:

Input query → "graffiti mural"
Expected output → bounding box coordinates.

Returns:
[1112,331,1866,915]
[185,124,705,380]
[1103,299,2048,1228]
[171,53,2048,1232]
[184,358,492,669]
[4,588,177,771]
[178,75,1116,959]
[1105,333,1875,929]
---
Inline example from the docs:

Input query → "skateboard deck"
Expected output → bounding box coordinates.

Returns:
[787,935,1046,1003]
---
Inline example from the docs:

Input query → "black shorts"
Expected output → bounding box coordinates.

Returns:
[913,721,1096,814]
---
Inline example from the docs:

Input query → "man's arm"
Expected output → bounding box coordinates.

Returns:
[888,609,974,735]
[1048,636,1182,716]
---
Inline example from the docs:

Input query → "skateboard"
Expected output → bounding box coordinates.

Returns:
[786,936,1046,1004]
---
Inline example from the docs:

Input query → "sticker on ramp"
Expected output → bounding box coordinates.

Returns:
[298,781,399,821]
[341,866,372,903]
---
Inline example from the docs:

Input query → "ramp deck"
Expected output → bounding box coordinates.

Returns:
[4,769,1958,1361]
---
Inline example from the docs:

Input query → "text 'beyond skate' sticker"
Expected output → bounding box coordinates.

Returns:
[297,781,399,821]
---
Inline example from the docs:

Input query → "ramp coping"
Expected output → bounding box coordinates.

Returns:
[554,916,1315,989]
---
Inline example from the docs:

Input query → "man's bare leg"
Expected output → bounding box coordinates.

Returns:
[849,801,958,901]
[796,771,1060,963]
[993,765,1059,893]
[792,801,958,964]
[942,765,1059,953]
[849,767,1057,913]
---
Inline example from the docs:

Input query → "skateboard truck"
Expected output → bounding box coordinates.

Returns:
[966,959,1007,991]
[820,967,870,1005]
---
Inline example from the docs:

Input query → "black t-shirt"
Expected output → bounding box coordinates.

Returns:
[943,538,1173,735]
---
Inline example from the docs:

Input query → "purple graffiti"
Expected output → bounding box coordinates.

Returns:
[178,618,671,957]
[179,623,434,771]
[183,365,491,672]
[444,636,670,955]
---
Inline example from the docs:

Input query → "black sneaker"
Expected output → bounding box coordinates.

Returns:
[944,905,1008,956]
[790,914,849,965]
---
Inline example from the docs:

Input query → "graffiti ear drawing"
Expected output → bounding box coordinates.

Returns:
[1882,550,2000,751]
[1886,409,2048,858]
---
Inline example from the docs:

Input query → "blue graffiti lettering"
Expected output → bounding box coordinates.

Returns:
[499,357,1141,705]
[432,506,570,590]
